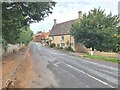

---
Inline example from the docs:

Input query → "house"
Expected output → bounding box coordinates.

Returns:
[33,31,49,42]
[33,31,43,42]
[49,11,88,52]
[42,32,49,39]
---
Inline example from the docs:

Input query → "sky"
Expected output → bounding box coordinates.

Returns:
[30,0,120,34]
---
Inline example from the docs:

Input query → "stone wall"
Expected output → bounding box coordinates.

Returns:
[49,35,75,50]
[1,43,25,58]
[75,43,89,53]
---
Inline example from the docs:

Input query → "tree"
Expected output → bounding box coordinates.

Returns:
[17,27,33,45]
[2,2,56,44]
[71,8,119,52]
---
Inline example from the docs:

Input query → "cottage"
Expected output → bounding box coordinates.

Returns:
[49,11,88,52]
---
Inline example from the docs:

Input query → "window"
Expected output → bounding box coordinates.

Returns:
[61,43,65,47]
[61,35,64,41]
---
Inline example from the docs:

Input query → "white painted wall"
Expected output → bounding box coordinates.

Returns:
[1,43,25,57]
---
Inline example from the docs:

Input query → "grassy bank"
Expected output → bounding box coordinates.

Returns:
[83,54,120,63]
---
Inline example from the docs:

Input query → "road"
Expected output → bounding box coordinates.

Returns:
[29,42,118,88]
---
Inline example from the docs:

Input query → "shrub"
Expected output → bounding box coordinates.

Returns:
[46,41,49,45]
[60,46,63,49]
[56,44,60,49]
[65,46,74,52]
[50,43,56,48]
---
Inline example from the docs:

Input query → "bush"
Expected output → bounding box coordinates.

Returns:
[50,43,56,48]
[65,46,74,52]
[60,47,63,49]
[56,44,60,49]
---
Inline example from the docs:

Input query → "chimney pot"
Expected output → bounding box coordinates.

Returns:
[78,11,82,19]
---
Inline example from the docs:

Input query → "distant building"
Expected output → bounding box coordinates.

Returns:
[33,31,43,42]
[33,31,49,42]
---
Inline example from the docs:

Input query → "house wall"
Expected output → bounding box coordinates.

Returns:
[49,35,75,50]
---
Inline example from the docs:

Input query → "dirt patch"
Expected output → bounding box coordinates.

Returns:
[2,47,33,88]
[2,48,26,86]
[73,51,118,59]
[94,51,118,58]
[13,51,33,88]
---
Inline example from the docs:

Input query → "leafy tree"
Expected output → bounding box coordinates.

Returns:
[2,2,56,44]
[17,27,33,45]
[116,26,120,52]
[71,8,119,52]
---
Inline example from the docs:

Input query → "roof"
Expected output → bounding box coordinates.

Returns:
[34,33,42,37]
[42,32,49,38]
[49,19,77,36]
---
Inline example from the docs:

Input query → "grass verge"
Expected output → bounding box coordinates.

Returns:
[83,54,120,63]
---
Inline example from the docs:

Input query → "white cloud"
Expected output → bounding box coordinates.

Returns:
[30,1,120,34]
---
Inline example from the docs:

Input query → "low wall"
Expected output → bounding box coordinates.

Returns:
[75,43,89,53]
[1,43,25,58]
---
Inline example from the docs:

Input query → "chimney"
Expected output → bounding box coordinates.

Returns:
[54,19,56,25]
[78,11,82,19]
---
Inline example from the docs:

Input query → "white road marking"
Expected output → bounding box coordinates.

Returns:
[62,62,115,88]
[67,55,118,71]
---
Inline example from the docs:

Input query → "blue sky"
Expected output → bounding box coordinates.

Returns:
[30,0,120,34]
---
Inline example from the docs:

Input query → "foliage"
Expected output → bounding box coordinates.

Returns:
[50,43,56,48]
[0,37,1,43]
[65,40,74,51]
[65,46,74,52]
[17,27,33,45]
[42,38,49,44]
[71,8,119,52]
[56,44,63,49]
[66,40,70,46]
[56,43,60,49]
[60,46,63,49]
[66,40,73,49]
[2,39,8,51]
[115,26,120,52]
[2,2,56,44]
[46,40,49,45]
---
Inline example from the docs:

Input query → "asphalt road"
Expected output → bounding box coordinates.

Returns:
[29,42,119,88]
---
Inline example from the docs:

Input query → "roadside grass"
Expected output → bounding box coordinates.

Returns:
[48,45,120,63]
[83,54,120,63]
